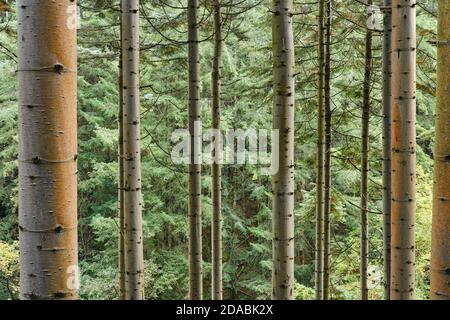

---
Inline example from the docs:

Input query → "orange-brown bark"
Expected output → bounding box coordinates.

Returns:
[390,0,416,300]
[18,0,78,300]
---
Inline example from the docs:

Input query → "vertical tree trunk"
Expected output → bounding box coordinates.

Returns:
[211,0,223,301]
[232,166,237,210]
[390,0,416,300]
[360,0,373,300]
[121,0,144,300]
[18,0,78,300]
[315,0,325,300]
[430,0,449,301]
[271,0,295,300]
[188,0,203,300]
[382,0,392,300]
[231,96,237,211]
[118,4,126,300]
[323,0,332,301]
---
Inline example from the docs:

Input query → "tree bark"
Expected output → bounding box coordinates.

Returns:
[323,0,332,301]
[18,0,78,300]
[232,97,237,211]
[315,0,325,301]
[188,0,203,300]
[271,0,295,300]
[360,0,373,300]
[382,0,392,300]
[430,0,449,301]
[121,0,144,300]
[211,0,223,301]
[118,3,126,300]
[390,0,416,300]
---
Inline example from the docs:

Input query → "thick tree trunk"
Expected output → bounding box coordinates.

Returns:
[18,0,78,300]
[188,0,203,300]
[118,5,126,300]
[323,0,332,301]
[271,0,295,300]
[382,0,392,300]
[390,0,416,300]
[315,0,325,301]
[360,1,373,300]
[211,0,223,301]
[430,0,449,301]
[121,0,144,300]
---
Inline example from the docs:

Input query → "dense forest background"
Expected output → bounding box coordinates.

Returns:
[0,0,438,299]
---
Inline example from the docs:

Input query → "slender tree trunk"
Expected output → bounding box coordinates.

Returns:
[430,0,449,301]
[188,0,203,300]
[211,0,223,301]
[118,5,126,300]
[323,0,332,301]
[382,0,392,300]
[315,0,325,300]
[121,0,144,300]
[210,0,223,300]
[271,0,295,300]
[390,0,416,300]
[360,0,373,300]
[18,0,78,300]
[232,167,237,210]
[232,96,237,211]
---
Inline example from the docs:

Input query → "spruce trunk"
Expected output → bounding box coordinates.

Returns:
[211,0,223,301]
[18,0,79,300]
[360,1,373,299]
[271,0,296,300]
[390,0,416,300]
[430,0,449,301]
[315,0,325,300]
[121,0,144,300]
[188,0,203,300]
[118,4,126,300]
[382,0,392,300]
[323,0,332,300]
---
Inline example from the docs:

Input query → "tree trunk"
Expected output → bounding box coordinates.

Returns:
[211,0,223,301]
[231,96,237,211]
[382,0,392,300]
[232,166,237,210]
[430,0,449,301]
[315,0,325,301]
[390,0,416,300]
[121,0,144,300]
[323,0,332,301]
[118,4,126,300]
[360,0,373,300]
[271,0,295,300]
[188,0,203,300]
[18,0,78,300]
